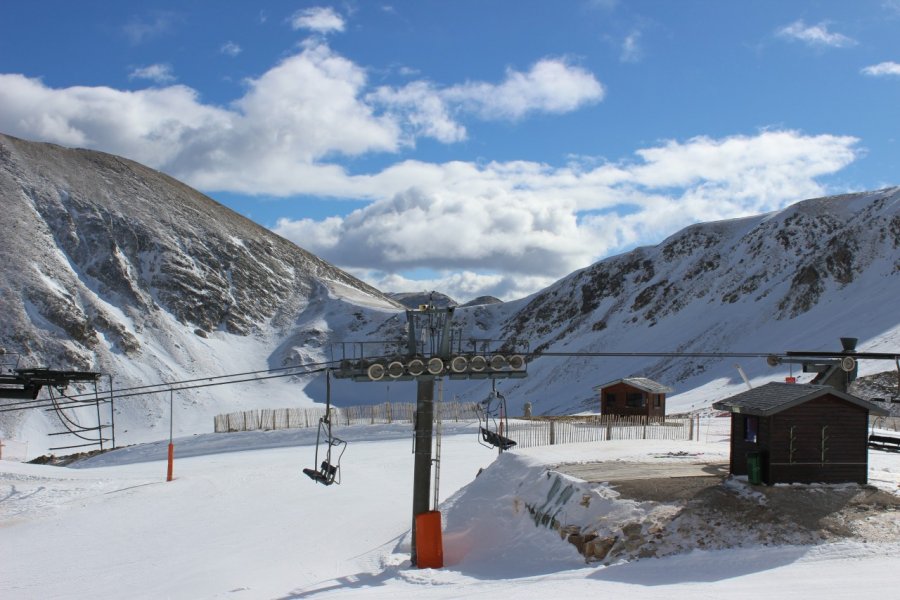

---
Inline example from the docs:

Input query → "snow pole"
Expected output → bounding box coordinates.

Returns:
[166,389,174,482]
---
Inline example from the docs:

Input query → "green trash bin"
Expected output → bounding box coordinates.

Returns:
[747,451,762,485]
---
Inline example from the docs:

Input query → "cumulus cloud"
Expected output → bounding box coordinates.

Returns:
[0,73,232,167]
[442,59,605,120]
[369,81,467,143]
[273,130,860,301]
[0,42,402,188]
[0,43,605,195]
[290,7,345,34]
[862,61,900,77]
[776,20,856,48]
[369,58,604,143]
[129,63,176,84]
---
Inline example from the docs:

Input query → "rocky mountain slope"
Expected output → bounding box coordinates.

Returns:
[451,187,900,414]
[0,133,400,450]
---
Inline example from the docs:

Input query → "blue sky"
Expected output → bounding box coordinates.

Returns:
[1,1,898,302]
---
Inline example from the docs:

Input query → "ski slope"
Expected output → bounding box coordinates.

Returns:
[1,421,899,599]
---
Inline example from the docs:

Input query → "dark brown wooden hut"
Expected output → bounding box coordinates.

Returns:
[594,377,673,418]
[712,382,888,485]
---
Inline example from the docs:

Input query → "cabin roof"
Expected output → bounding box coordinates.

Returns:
[593,377,674,394]
[711,382,888,417]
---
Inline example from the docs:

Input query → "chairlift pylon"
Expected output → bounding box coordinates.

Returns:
[475,380,517,451]
[303,370,347,485]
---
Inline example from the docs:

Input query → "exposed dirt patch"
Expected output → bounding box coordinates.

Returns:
[609,474,900,542]
[553,460,900,563]
[28,448,111,466]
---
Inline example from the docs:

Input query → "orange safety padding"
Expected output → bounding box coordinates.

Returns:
[415,510,443,569]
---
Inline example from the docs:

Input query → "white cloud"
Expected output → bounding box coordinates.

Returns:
[290,7,345,34]
[443,59,605,120]
[0,43,605,195]
[0,73,231,167]
[221,41,242,57]
[369,81,467,143]
[272,131,860,301]
[620,31,642,63]
[0,42,861,302]
[370,58,605,143]
[776,20,856,48]
[129,63,176,84]
[353,270,555,304]
[0,42,404,188]
[862,61,900,77]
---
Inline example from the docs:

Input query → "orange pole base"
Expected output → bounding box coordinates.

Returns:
[415,511,444,568]
[166,443,174,482]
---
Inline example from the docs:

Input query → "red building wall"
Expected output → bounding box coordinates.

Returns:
[600,383,666,417]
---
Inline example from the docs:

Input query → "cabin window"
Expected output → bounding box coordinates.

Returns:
[626,392,645,408]
[654,395,661,408]
[744,415,758,443]
[605,392,616,405]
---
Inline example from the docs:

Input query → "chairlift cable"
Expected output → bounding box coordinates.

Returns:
[0,364,335,413]
[47,387,103,443]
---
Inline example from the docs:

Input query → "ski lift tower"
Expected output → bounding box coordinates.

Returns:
[332,302,528,566]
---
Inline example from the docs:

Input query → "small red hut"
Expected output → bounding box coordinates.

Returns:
[594,377,673,418]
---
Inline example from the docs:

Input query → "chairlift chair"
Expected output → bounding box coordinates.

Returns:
[303,370,348,485]
[475,381,517,451]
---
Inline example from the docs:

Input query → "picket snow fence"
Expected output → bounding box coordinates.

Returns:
[213,401,481,433]
[214,406,699,451]
[504,415,699,449]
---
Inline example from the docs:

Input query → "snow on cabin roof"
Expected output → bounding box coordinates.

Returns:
[711,382,889,417]
[593,377,674,394]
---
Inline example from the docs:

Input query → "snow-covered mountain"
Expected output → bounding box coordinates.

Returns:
[0,133,400,450]
[2,133,898,453]
[457,186,900,414]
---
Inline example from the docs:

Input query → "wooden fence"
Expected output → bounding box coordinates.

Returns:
[504,415,698,449]
[872,415,900,432]
[212,406,698,449]
[213,401,480,433]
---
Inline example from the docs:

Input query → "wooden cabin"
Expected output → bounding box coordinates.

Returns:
[712,382,888,485]
[594,377,673,418]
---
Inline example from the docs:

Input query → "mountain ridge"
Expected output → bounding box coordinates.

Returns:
[1,133,898,453]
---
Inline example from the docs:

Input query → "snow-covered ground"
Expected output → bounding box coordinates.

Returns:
[1,419,899,599]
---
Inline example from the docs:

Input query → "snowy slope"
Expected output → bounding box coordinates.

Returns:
[1,424,899,599]
[447,187,900,415]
